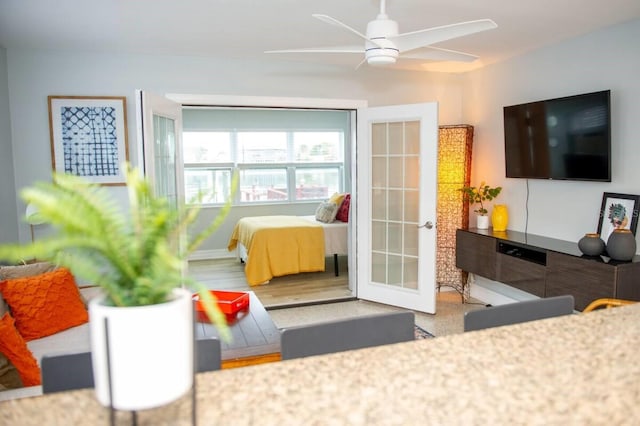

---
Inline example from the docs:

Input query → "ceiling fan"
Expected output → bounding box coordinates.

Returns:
[265,0,497,68]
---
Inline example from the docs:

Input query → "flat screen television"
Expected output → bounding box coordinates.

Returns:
[503,90,611,182]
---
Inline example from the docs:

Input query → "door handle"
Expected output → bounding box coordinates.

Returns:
[417,221,434,229]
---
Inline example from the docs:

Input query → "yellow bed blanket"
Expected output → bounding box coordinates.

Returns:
[227,216,325,286]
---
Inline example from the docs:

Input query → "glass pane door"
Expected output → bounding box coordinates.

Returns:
[357,102,438,314]
[371,121,421,290]
[152,115,177,204]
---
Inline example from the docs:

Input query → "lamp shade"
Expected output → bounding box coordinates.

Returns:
[25,203,46,225]
[436,125,473,299]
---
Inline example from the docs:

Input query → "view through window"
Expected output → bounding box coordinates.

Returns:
[182,108,351,205]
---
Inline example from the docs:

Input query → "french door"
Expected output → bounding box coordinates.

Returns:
[136,91,184,206]
[136,90,188,271]
[356,103,438,314]
[135,93,438,311]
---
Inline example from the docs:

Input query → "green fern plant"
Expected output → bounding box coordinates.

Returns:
[459,181,502,215]
[0,163,237,340]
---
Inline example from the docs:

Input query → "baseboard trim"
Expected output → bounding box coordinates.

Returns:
[188,249,235,261]
[266,296,358,311]
[469,274,539,306]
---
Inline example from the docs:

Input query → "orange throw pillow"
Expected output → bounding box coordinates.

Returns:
[0,313,41,386]
[0,268,88,341]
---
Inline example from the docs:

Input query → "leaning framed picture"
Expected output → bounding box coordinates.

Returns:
[597,192,640,242]
[48,95,129,186]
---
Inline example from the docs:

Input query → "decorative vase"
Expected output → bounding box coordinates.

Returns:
[477,215,489,229]
[491,205,509,231]
[89,288,194,410]
[578,233,605,256]
[606,229,637,262]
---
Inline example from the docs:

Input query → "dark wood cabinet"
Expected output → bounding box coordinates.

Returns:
[545,252,618,310]
[546,251,640,310]
[497,253,546,297]
[455,228,640,310]
[455,230,497,280]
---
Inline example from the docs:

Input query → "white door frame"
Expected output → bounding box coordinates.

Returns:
[161,93,367,294]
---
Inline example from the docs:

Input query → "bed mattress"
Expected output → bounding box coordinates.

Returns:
[228,215,348,285]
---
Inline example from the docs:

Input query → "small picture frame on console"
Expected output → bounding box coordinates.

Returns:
[597,192,640,242]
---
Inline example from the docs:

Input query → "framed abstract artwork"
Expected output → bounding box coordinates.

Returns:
[48,96,129,186]
[597,192,640,242]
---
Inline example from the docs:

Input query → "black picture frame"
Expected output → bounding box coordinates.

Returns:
[597,192,640,242]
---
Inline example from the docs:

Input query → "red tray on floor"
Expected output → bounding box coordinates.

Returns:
[193,290,250,315]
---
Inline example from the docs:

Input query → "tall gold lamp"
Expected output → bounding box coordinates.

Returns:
[437,125,473,301]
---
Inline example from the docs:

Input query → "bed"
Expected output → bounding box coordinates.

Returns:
[227,215,348,286]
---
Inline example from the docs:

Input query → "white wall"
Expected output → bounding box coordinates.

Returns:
[463,18,640,244]
[8,18,638,253]
[4,50,465,247]
[0,48,18,244]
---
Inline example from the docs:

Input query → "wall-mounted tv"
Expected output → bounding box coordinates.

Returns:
[503,90,611,182]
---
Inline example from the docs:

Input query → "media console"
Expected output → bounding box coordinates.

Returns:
[455,228,640,310]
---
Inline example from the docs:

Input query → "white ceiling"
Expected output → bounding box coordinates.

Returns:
[1,0,639,73]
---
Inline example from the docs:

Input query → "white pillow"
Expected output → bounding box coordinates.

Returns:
[0,262,58,280]
[315,201,339,223]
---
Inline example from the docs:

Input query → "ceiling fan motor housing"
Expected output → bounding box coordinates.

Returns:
[365,17,399,65]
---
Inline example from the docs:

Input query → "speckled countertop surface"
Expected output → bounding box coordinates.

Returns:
[2,303,640,425]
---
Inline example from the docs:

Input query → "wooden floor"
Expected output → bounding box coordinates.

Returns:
[188,256,353,308]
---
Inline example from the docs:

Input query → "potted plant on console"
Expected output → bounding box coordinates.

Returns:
[459,182,502,230]
[0,164,235,411]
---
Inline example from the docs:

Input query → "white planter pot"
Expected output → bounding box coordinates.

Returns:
[477,215,490,229]
[89,288,193,411]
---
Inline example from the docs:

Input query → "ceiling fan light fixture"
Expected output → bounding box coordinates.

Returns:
[365,41,398,66]
[367,55,397,66]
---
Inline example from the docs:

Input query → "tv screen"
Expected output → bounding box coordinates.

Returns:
[503,90,611,182]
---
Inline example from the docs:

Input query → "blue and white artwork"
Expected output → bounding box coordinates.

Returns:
[60,106,120,177]
[49,96,128,185]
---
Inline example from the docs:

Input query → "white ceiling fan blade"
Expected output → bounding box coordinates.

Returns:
[391,19,497,53]
[312,14,371,42]
[265,45,364,55]
[354,57,368,70]
[401,46,479,63]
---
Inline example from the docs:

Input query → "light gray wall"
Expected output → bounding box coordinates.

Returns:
[0,47,18,244]
[4,49,465,248]
[462,18,640,245]
[9,19,636,253]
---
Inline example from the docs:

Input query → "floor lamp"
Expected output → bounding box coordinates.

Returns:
[25,203,45,243]
[436,125,473,301]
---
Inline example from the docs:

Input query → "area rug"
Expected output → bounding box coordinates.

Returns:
[414,325,435,339]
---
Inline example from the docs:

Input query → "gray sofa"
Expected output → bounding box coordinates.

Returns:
[0,263,100,401]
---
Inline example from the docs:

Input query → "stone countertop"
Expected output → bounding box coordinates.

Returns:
[2,303,640,425]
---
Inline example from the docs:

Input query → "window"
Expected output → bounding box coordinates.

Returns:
[184,168,232,204]
[182,108,350,205]
[183,131,233,203]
